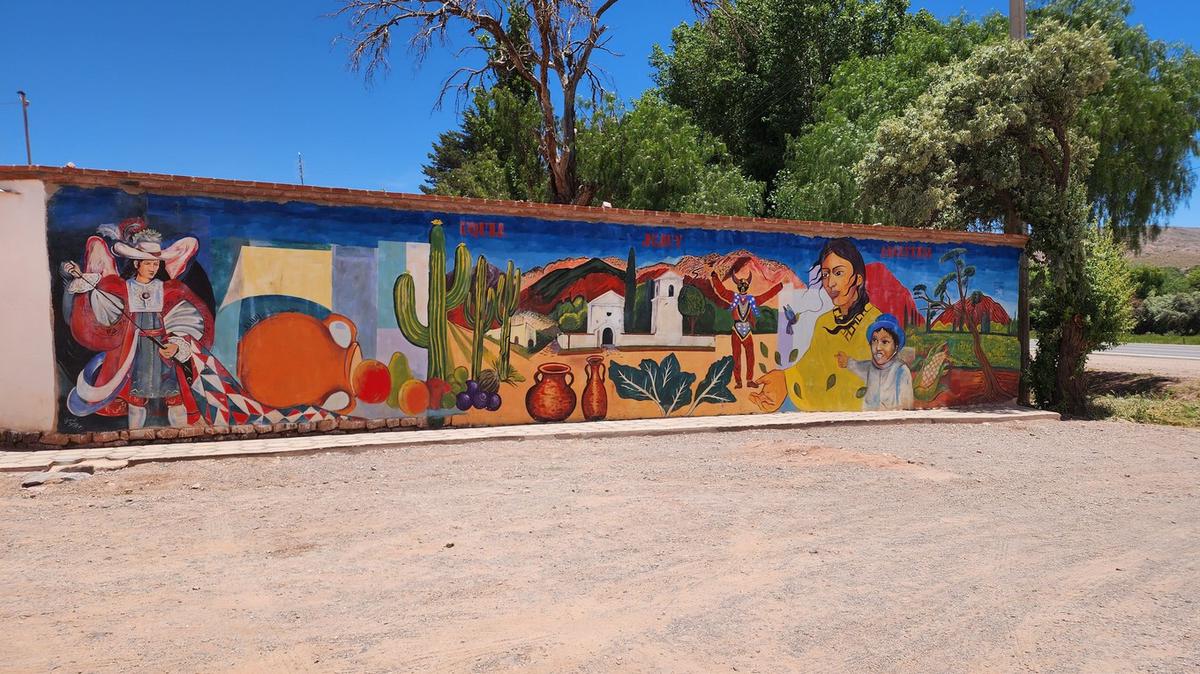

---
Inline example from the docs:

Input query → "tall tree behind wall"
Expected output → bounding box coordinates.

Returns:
[338,0,728,205]
[577,93,765,215]
[855,23,1118,415]
[771,11,1007,222]
[770,0,1200,235]
[651,0,910,187]
[1033,0,1200,250]
[420,4,548,201]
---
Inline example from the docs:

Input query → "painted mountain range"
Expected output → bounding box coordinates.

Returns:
[518,251,927,330]
[520,251,806,315]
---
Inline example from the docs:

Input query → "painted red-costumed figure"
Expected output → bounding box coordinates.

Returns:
[61,219,212,429]
[710,266,783,389]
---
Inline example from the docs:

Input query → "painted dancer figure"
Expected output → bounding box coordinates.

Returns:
[60,219,212,429]
[710,265,783,389]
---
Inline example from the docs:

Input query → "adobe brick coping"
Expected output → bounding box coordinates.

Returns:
[0,165,1028,248]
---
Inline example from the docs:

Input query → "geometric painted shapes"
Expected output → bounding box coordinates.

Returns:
[332,245,378,357]
[221,245,333,310]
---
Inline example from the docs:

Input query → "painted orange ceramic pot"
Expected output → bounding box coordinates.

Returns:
[237,312,362,413]
[581,356,608,421]
[525,362,577,423]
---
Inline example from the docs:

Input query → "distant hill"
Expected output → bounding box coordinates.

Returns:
[866,263,924,328]
[1127,227,1200,269]
[520,258,626,314]
[932,295,1011,330]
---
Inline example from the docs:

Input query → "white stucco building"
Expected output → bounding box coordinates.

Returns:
[556,271,715,350]
[486,311,554,350]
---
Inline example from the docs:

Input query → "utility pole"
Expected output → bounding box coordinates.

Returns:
[297,152,305,185]
[1010,0,1033,407]
[1009,0,1027,42]
[16,91,31,165]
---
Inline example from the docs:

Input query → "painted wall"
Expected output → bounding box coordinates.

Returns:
[0,180,57,432]
[40,183,1023,434]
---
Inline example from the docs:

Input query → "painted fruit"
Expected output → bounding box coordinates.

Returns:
[466,380,479,395]
[455,392,473,411]
[486,392,502,411]
[426,378,452,410]
[396,379,430,415]
[477,369,500,394]
[386,352,414,409]
[472,391,490,410]
[353,359,391,404]
[450,367,470,395]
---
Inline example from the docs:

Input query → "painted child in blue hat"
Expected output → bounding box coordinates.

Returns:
[835,313,914,411]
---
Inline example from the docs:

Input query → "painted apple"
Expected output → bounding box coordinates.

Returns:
[353,359,392,405]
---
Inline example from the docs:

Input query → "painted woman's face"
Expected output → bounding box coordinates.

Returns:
[820,251,861,311]
[135,259,161,282]
[870,328,898,366]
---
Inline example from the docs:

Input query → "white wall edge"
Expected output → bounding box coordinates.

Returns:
[0,179,56,432]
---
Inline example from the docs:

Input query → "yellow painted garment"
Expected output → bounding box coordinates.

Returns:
[785,303,883,411]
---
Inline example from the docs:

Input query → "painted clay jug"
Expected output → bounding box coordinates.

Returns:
[581,356,608,421]
[238,312,362,413]
[525,362,577,422]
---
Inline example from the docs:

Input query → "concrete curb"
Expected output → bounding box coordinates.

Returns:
[1,406,1059,474]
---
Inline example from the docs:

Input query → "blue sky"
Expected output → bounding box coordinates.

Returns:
[3,1,1197,226]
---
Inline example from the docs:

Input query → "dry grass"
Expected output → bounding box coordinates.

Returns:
[1088,370,1200,427]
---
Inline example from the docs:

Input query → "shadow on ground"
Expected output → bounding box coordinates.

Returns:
[1088,370,1182,397]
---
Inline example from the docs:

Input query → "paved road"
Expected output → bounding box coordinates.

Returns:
[1104,342,1200,360]
[1032,339,1200,361]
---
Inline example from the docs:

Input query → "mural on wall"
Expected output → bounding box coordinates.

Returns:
[46,186,1022,433]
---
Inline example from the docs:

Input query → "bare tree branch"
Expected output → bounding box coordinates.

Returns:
[334,0,714,204]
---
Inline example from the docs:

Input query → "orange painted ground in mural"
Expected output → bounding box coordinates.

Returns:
[445,326,777,426]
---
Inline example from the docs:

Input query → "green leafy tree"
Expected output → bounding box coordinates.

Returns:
[772,0,1200,240]
[1189,266,1200,291]
[623,247,637,332]
[772,12,1006,221]
[552,296,588,333]
[677,284,706,334]
[1135,291,1200,334]
[652,0,910,186]
[911,280,952,333]
[856,23,1115,415]
[422,86,547,201]
[1130,264,1190,299]
[577,93,764,215]
[1033,0,1200,249]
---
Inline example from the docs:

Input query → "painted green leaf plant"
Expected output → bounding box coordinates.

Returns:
[609,354,736,417]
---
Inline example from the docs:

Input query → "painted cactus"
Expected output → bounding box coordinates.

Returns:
[495,261,522,382]
[462,255,496,379]
[393,220,471,383]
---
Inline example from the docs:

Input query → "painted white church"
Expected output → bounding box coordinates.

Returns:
[555,270,715,350]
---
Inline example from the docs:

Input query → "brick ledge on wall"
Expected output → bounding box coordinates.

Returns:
[1,417,432,452]
[0,165,1028,248]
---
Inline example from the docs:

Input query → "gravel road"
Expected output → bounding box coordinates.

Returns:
[3,420,1198,673]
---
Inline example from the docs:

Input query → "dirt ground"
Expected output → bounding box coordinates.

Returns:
[3,420,1199,673]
